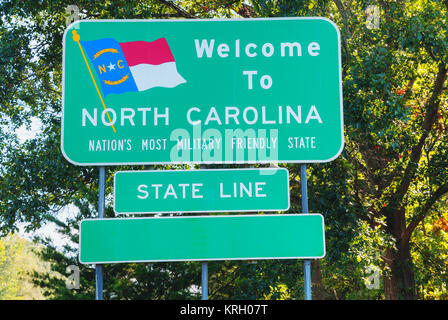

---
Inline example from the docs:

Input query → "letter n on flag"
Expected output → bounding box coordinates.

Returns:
[80,38,186,96]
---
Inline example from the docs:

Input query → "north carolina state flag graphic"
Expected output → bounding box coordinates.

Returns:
[80,37,186,96]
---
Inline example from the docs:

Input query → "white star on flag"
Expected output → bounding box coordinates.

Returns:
[107,62,116,71]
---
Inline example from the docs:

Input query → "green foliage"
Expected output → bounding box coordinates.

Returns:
[0,234,51,299]
[411,209,448,299]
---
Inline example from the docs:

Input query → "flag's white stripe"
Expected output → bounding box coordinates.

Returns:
[129,62,186,91]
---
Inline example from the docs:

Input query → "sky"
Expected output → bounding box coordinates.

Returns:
[15,117,75,252]
[15,117,42,144]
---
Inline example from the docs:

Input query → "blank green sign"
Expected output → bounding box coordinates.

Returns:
[114,168,289,214]
[79,214,325,264]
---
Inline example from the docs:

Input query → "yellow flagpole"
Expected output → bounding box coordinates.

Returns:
[72,30,116,133]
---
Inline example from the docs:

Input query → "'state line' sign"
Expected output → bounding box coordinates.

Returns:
[114,168,289,214]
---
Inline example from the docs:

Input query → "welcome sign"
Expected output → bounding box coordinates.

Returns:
[62,18,343,165]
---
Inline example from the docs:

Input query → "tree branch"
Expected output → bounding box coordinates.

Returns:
[234,3,256,18]
[332,0,352,79]
[154,0,198,19]
[209,266,240,299]
[392,63,447,205]
[333,0,352,37]
[403,184,448,244]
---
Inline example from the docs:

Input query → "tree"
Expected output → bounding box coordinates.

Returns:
[331,0,448,299]
[241,0,448,300]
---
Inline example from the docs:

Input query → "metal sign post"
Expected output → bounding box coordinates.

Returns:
[95,166,105,300]
[202,262,208,300]
[301,164,312,300]
[199,164,209,301]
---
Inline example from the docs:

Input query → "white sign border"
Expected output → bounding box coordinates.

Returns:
[61,17,344,166]
[113,167,290,214]
[79,213,326,264]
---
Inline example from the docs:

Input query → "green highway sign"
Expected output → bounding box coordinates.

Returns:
[79,214,325,264]
[62,18,343,165]
[114,168,289,214]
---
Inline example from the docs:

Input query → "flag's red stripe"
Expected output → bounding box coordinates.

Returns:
[120,38,175,67]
